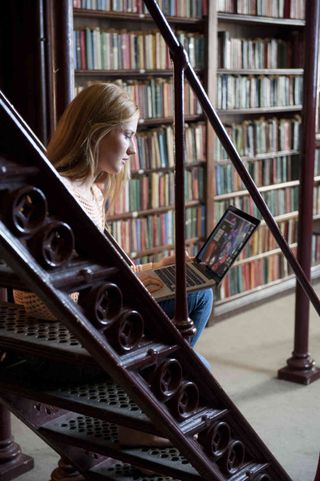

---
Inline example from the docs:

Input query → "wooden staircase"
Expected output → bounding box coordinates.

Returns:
[0,93,293,481]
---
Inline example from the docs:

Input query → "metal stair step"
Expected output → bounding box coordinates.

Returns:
[0,301,179,369]
[40,413,269,481]
[0,301,91,363]
[40,412,201,481]
[88,457,268,481]
[0,362,227,436]
[70,457,181,481]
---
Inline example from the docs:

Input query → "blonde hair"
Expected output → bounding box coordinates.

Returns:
[47,82,139,213]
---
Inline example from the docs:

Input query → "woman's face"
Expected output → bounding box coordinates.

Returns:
[97,117,138,175]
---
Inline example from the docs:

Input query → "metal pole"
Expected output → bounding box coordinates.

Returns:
[278,0,320,384]
[0,290,34,481]
[171,45,196,339]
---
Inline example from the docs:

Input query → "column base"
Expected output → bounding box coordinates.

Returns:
[0,452,34,481]
[278,365,320,385]
[50,458,85,481]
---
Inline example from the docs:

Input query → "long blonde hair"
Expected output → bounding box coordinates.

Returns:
[47,83,139,213]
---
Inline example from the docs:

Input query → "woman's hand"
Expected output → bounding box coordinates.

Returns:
[155,251,193,269]
[138,272,164,293]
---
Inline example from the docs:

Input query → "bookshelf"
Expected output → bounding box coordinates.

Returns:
[65,0,319,317]
[72,0,209,266]
[210,0,320,317]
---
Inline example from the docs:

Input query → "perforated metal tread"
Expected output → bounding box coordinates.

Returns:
[0,366,150,430]
[0,301,91,362]
[88,459,269,481]
[0,301,178,369]
[40,413,199,480]
[0,363,227,436]
[88,458,181,481]
[41,413,268,481]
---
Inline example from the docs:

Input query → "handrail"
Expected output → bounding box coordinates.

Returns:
[143,0,320,317]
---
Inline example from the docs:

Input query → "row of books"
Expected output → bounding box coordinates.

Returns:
[214,185,299,219]
[218,31,302,69]
[218,236,320,299]
[216,183,320,222]
[109,205,205,255]
[109,166,204,215]
[217,74,303,109]
[123,212,300,266]
[214,116,301,161]
[217,0,305,19]
[241,216,297,259]
[74,28,205,70]
[73,0,206,18]
[132,122,206,171]
[75,78,202,118]
[215,154,299,195]
[217,249,295,299]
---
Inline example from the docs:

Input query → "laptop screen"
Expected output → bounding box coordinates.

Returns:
[196,206,260,281]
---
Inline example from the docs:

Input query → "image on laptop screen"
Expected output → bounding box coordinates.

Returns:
[196,207,259,281]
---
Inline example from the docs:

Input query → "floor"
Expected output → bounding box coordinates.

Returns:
[8,284,320,481]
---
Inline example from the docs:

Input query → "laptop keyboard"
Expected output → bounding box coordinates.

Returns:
[154,264,205,291]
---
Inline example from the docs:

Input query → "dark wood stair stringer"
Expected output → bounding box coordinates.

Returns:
[0,91,293,481]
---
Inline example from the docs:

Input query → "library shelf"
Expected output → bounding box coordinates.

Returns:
[214,264,320,321]
[262,210,298,223]
[217,69,304,76]
[76,69,177,78]
[108,200,203,221]
[137,115,204,126]
[72,3,208,264]
[129,236,201,260]
[217,106,303,115]
[216,149,301,164]
[214,179,301,201]
[131,160,206,176]
[70,2,317,314]
[208,2,314,312]
[76,69,203,78]
[217,12,305,27]
[234,243,298,266]
[74,8,206,26]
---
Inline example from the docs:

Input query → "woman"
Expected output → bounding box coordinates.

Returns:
[14,82,213,348]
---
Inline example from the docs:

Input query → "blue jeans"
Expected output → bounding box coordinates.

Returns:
[158,288,213,347]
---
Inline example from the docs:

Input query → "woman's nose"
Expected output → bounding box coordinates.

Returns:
[127,139,136,155]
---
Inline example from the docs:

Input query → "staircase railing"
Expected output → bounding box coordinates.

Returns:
[0,77,293,481]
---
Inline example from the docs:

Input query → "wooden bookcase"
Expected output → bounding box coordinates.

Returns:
[66,0,318,318]
[72,1,209,264]
[208,1,320,318]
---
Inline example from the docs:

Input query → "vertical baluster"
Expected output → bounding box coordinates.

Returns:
[0,286,34,480]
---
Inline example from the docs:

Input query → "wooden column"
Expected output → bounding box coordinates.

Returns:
[314,454,320,481]
[278,0,320,384]
[0,404,33,481]
[45,0,74,132]
[0,290,34,481]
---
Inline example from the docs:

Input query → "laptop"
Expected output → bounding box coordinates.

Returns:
[138,206,260,301]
